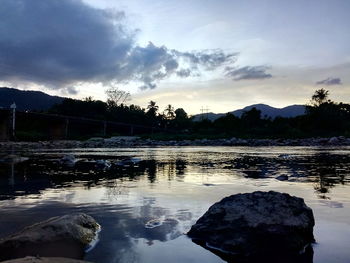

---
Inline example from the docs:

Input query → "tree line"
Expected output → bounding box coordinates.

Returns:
[49,87,191,130]
[48,87,350,139]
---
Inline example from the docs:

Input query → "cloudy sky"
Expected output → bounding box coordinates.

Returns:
[0,0,349,114]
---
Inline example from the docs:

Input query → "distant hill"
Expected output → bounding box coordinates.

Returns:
[0,87,64,111]
[193,104,306,121]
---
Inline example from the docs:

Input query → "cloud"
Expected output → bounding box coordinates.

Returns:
[173,50,238,71]
[316,77,342,86]
[61,86,79,95]
[0,0,237,91]
[176,69,192,78]
[0,0,133,86]
[225,66,272,81]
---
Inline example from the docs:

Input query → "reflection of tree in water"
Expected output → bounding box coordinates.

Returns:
[0,157,188,200]
[0,158,150,200]
[229,155,282,179]
[308,154,348,199]
[228,153,350,198]
[146,159,188,183]
[175,160,187,179]
[2,152,349,201]
[0,161,52,200]
[155,161,175,182]
[105,178,130,201]
[145,160,157,183]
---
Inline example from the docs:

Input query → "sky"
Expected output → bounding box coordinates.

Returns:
[0,0,349,114]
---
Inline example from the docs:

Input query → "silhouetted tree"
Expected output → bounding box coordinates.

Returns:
[173,108,191,129]
[214,113,241,134]
[311,88,329,106]
[241,107,262,128]
[164,104,175,120]
[146,101,159,118]
[105,86,130,108]
[46,88,350,139]
[175,108,188,120]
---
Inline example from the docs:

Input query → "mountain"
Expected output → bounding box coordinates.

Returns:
[231,104,306,118]
[193,104,306,121]
[193,112,225,121]
[0,87,65,111]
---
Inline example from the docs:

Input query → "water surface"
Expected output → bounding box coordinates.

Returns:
[0,146,349,263]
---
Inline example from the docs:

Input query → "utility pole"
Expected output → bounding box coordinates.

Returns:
[103,121,107,136]
[200,106,210,120]
[65,118,69,139]
[10,102,16,140]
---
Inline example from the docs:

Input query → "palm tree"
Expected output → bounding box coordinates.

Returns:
[164,104,175,120]
[311,88,329,106]
[146,101,159,117]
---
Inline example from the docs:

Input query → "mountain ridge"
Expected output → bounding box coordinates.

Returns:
[193,103,306,121]
[0,87,306,119]
[0,87,65,111]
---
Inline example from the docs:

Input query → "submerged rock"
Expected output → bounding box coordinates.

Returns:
[328,136,340,144]
[60,155,77,167]
[276,174,289,181]
[115,157,141,167]
[0,214,100,261]
[188,191,315,262]
[0,256,92,263]
[95,159,111,170]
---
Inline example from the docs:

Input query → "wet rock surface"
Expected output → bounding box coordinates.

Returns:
[0,214,100,261]
[188,191,315,262]
[0,256,92,263]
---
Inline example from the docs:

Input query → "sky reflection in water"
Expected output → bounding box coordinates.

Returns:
[0,146,350,263]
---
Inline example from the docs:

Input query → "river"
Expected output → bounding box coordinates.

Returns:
[0,146,349,263]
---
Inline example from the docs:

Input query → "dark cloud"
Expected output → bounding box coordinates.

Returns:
[225,66,272,81]
[316,77,342,86]
[0,0,133,86]
[116,42,180,90]
[0,0,238,91]
[176,69,192,78]
[173,50,238,71]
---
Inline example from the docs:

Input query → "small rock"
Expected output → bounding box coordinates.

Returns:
[60,155,76,166]
[328,137,340,144]
[95,159,111,170]
[188,191,315,262]
[115,157,141,167]
[276,174,289,181]
[0,213,100,261]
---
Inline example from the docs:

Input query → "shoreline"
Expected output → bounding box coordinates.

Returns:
[0,136,349,150]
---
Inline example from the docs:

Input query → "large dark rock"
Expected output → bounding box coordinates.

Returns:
[188,191,315,262]
[0,214,100,261]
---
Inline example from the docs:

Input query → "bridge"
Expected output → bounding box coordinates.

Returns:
[0,109,163,141]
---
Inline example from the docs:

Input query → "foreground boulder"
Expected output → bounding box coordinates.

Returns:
[0,214,100,261]
[188,191,315,262]
[0,256,92,263]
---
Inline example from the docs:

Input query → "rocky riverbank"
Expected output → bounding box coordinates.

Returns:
[0,136,349,151]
